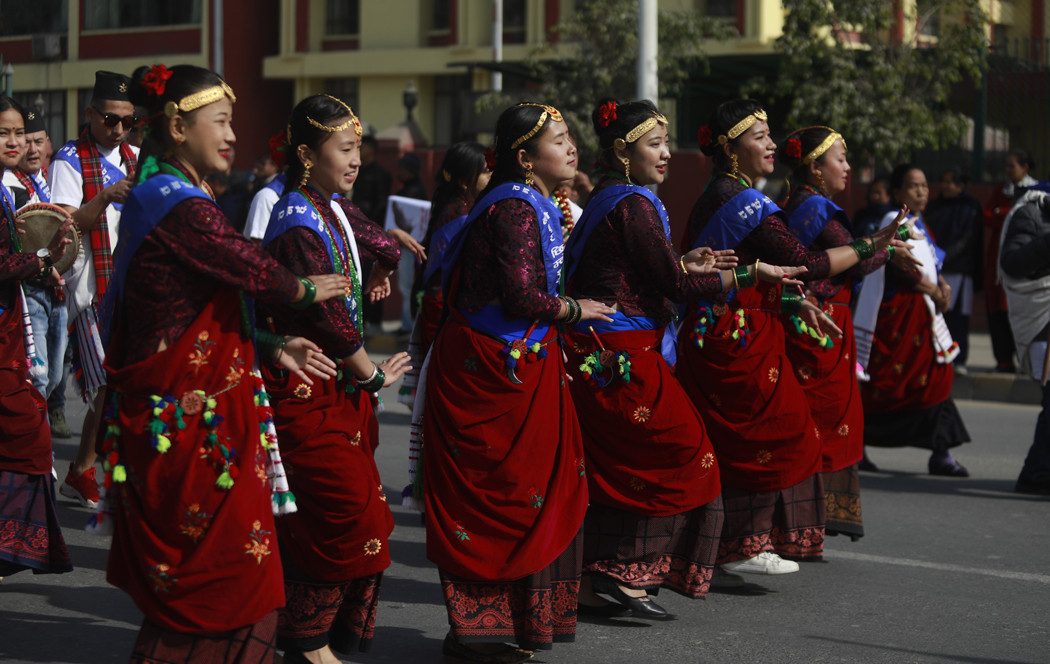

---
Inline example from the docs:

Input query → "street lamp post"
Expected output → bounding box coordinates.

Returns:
[403,81,418,122]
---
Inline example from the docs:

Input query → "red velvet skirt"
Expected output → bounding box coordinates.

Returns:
[784,286,864,472]
[676,283,821,492]
[0,299,51,476]
[423,310,588,581]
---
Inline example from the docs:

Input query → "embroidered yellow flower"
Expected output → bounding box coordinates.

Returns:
[632,406,651,423]
[796,366,812,382]
[149,563,177,593]
[293,384,312,400]
[768,367,780,383]
[756,449,772,465]
[350,431,361,446]
[244,520,272,564]
[629,476,646,492]
[364,538,382,555]
[837,424,850,437]
[701,452,715,469]
[378,485,387,502]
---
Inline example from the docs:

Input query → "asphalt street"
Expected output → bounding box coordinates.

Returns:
[1,385,1048,663]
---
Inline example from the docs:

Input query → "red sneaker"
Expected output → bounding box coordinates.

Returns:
[60,463,100,508]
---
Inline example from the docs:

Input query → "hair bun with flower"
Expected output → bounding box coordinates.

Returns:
[268,129,289,169]
[697,125,713,149]
[141,64,173,97]
[484,147,497,172]
[785,137,802,160]
[598,100,618,129]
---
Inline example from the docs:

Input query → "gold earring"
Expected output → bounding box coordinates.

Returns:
[174,136,185,145]
[299,161,312,189]
[729,153,740,178]
[816,172,826,193]
[524,163,535,188]
[623,157,631,183]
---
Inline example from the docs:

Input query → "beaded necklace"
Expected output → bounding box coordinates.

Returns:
[296,187,363,335]
[798,183,824,198]
[551,187,574,239]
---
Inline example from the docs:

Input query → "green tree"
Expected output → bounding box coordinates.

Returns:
[752,0,987,168]
[480,0,731,160]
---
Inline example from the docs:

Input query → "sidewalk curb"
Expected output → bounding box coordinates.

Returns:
[952,371,1042,405]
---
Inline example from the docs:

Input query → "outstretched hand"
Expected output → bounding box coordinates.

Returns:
[683,247,738,275]
[307,274,352,303]
[756,263,807,288]
[870,205,910,252]
[278,336,338,385]
[363,271,392,303]
[799,299,843,340]
[379,351,413,387]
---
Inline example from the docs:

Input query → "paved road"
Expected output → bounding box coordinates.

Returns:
[2,391,1048,663]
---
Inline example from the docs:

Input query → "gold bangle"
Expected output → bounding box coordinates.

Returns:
[732,268,739,290]
[752,259,759,283]
[679,256,688,275]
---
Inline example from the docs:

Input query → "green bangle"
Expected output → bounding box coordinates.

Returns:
[255,330,282,363]
[781,293,803,315]
[886,245,895,261]
[849,238,875,261]
[355,363,386,393]
[896,225,910,241]
[734,265,756,290]
[289,277,316,310]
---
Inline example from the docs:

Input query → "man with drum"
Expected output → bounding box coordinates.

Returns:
[49,71,138,509]
[4,109,73,440]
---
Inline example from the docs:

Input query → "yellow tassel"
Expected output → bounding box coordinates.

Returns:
[215,471,234,490]
[113,464,127,483]
[155,435,171,453]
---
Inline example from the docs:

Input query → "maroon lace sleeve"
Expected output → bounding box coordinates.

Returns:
[453,198,562,320]
[0,212,39,311]
[885,260,923,290]
[119,196,300,366]
[261,225,363,360]
[338,198,400,272]
[805,217,891,300]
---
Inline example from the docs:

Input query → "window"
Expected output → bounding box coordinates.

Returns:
[324,78,359,113]
[503,0,526,44]
[326,0,360,36]
[703,0,735,19]
[431,0,451,32]
[0,0,68,36]
[83,0,201,31]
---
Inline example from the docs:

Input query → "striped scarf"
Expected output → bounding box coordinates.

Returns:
[75,130,137,298]
[13,168,35,200]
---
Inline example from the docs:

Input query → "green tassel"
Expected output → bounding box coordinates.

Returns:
[215,471,234,490]
[155,434,172,453]
[112,464,127,483]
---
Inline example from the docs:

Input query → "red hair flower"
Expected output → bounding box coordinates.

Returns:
[484,147,497,172]
[268,130,288,169]
[141,64,173,97]
[597,101,618,128]
[785,138,802,159]
[697,125,712,148]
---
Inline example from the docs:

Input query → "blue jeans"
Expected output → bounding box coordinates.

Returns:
[24,282,69,409]
[1022,381,1050,485]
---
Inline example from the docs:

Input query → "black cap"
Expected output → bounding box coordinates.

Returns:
[23,109,46,134]
[92,70,131,102]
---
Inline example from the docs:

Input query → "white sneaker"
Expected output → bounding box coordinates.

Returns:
[720,551,799,575]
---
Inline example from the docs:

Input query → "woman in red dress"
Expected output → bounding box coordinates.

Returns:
[855,164,971,476]
[0,94,74,582]
[423,103,615,663]
[680,99,898,574]
[258,94,412,664]
[100,64,346,663]
[564,98,807,618]
[778,126,916,539]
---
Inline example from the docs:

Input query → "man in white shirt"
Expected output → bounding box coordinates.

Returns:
[49,70,139,509]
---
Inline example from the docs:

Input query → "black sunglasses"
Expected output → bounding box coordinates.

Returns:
[93,108,138,129]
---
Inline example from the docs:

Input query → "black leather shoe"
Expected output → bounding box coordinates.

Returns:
[590,575,676,621]
[1015,476,1050,496]
[577,599,632,618]
[929,459,969,477]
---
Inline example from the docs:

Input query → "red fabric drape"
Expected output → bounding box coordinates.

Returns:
[417,290,444,350]
[263,366,394,583]
[861,290,954,413]
[676,283,822,491]
[565,326,720,516]
[105,288,283,633]
[0,300,50,475]
[423,310,587,581]
[783,286,864,472]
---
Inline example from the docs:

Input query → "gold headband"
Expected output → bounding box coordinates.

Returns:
[801,127,845,165]
[613,113,669,151]
[305,95,363,136]
[510,103,564,150]
[717,109,768,145]
[163,81,237,118]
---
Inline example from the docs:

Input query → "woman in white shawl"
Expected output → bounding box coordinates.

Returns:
[854,164,971,476]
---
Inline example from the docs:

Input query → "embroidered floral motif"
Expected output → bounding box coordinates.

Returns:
[629,476,647,492]
[796,366,812,382]
[149,563,177,592]
[837,424,850,437]
[463,354,479,372]
[188,330,215,374]
[454,523,471,542]
[632,405,651,423]
[893,362,904,375]
[814,427,822,440]
[350,431,361,446]
[918,373,929,387]
[708,393,722,409]
[913,334,922,347]
[756,449,772,465]
[527,485,544,509]
[768,367,780,383]
[576,457,586,477]
[378,485,387,502]
[293,384,312,400]
[244,520,272,564]
[767,288,778,304]
[701,452,715,469]
[364,538,383,555]
[255,449,268,484]
[179,503,213,542]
